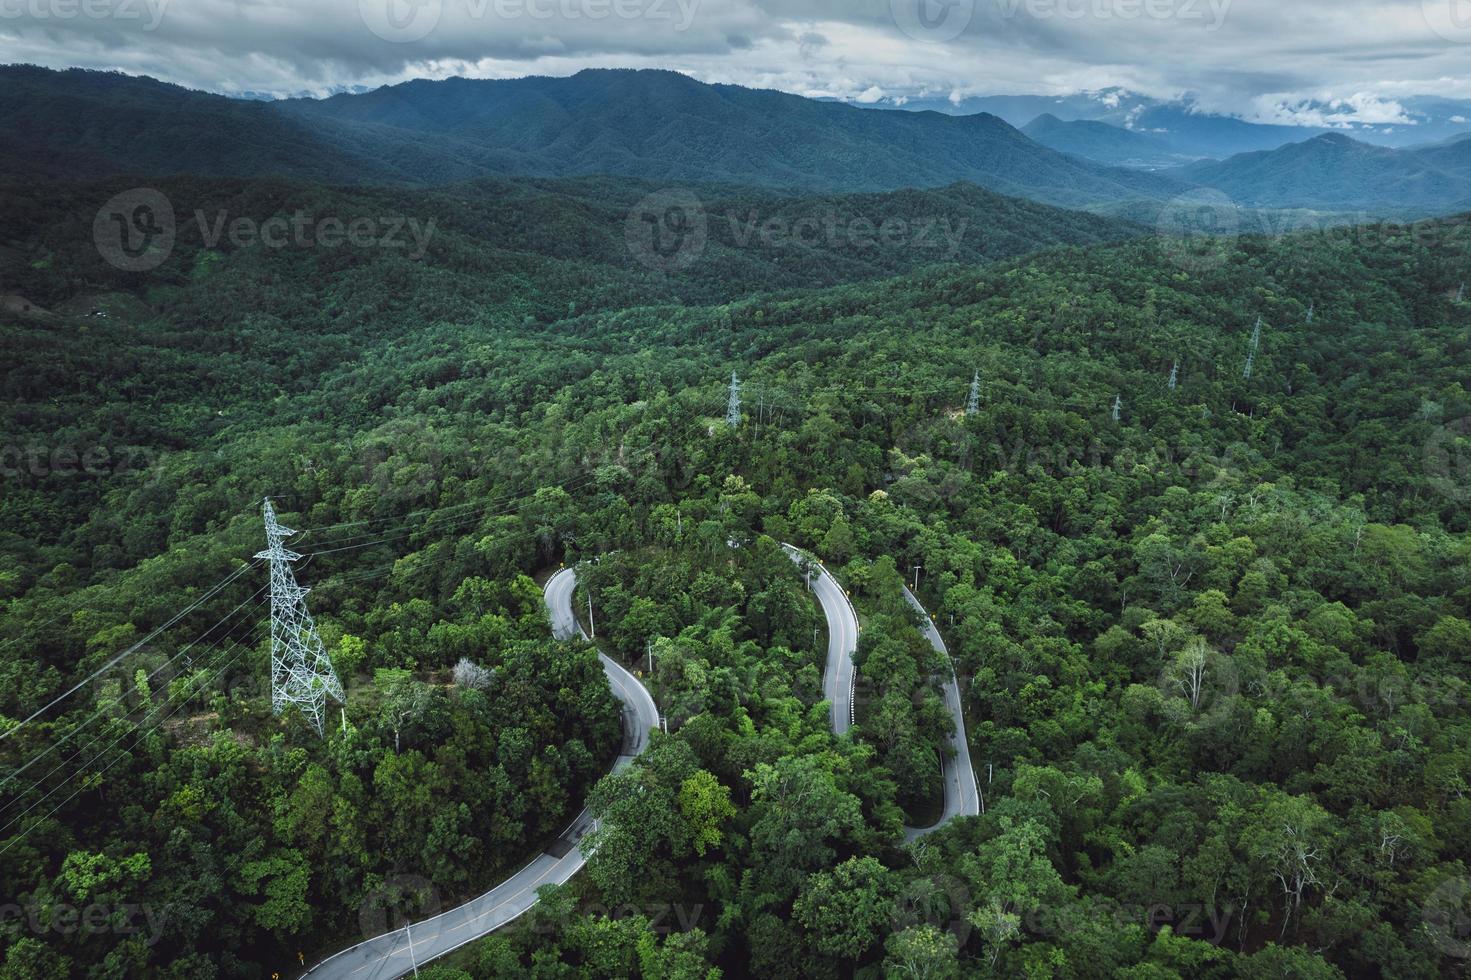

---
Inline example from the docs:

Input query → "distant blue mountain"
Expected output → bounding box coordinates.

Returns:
[847,88,1471,159]
[1172,132,1471,213]
[1021,114,1196,169]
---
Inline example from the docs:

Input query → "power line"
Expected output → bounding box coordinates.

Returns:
[0,586,267,803]
[0,630,263,859]
[0,559,262,743]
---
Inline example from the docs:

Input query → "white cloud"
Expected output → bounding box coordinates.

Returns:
[0,0,1467,122]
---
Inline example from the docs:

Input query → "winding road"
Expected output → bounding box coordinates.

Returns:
[900,584,983,840]
[307,551,972,978]
[303,568,657,980]
[782,544,980,840]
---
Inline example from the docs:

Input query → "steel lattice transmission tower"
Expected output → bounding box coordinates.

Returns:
[1243,316,1263,380]
[1112,395,1123,422]
[1305,301,1314,324]
[726,372,742,428]
[1168,360,1179,391]
[256,498,345,736]
[966,370,981,416]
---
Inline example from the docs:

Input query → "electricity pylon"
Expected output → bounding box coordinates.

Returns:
[1458,282,1465,303]
[1112,395,1122,422]
[1305,301,1314,324]
[726,372,742,428]
[1244,316,1262,380]
[1168,360,1179,391]
[256,498,344,736]
[966,370,981,416]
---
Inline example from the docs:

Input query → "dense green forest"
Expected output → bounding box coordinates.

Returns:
[0,67,1188,209]
[2,167,1471,978]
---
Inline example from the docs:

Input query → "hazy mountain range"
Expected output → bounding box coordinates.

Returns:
[855,88,1471,156]
[5,64,1471,218]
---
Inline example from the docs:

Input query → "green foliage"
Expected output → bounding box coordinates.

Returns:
[3,162,1471,978]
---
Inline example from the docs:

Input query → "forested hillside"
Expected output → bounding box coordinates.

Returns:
[3,165,1470,977]
[0,66,1189,209]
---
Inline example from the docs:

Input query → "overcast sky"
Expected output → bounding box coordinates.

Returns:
[2,0,1469,123]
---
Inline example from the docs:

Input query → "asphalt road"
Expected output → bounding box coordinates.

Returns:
[782,544,859,735]
[303,567,657,980]
[783,544,979,840]
[899,584,983,841]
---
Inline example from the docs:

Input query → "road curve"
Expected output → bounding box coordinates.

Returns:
[781,544,859,735]
[900,584,982,841]
[783,544,978,839]
[303,568,657,980]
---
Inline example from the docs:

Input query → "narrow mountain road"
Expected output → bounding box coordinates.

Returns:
[899,584,982,841]
[782,545,978,839]
[782,544,859,734]
[303,568,656,980]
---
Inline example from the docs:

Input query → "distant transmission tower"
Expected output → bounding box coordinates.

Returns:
[1168,360,1178,391]
[256,499,345,736]
[1458,282,1465,303]
[1112,395,1123,422]
[1305,301,1314,324]
[1243,316,1263,380]
[726,372,742,428]
[966,370,981,416]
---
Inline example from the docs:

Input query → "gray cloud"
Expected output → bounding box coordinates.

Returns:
[0,0,1466,123]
